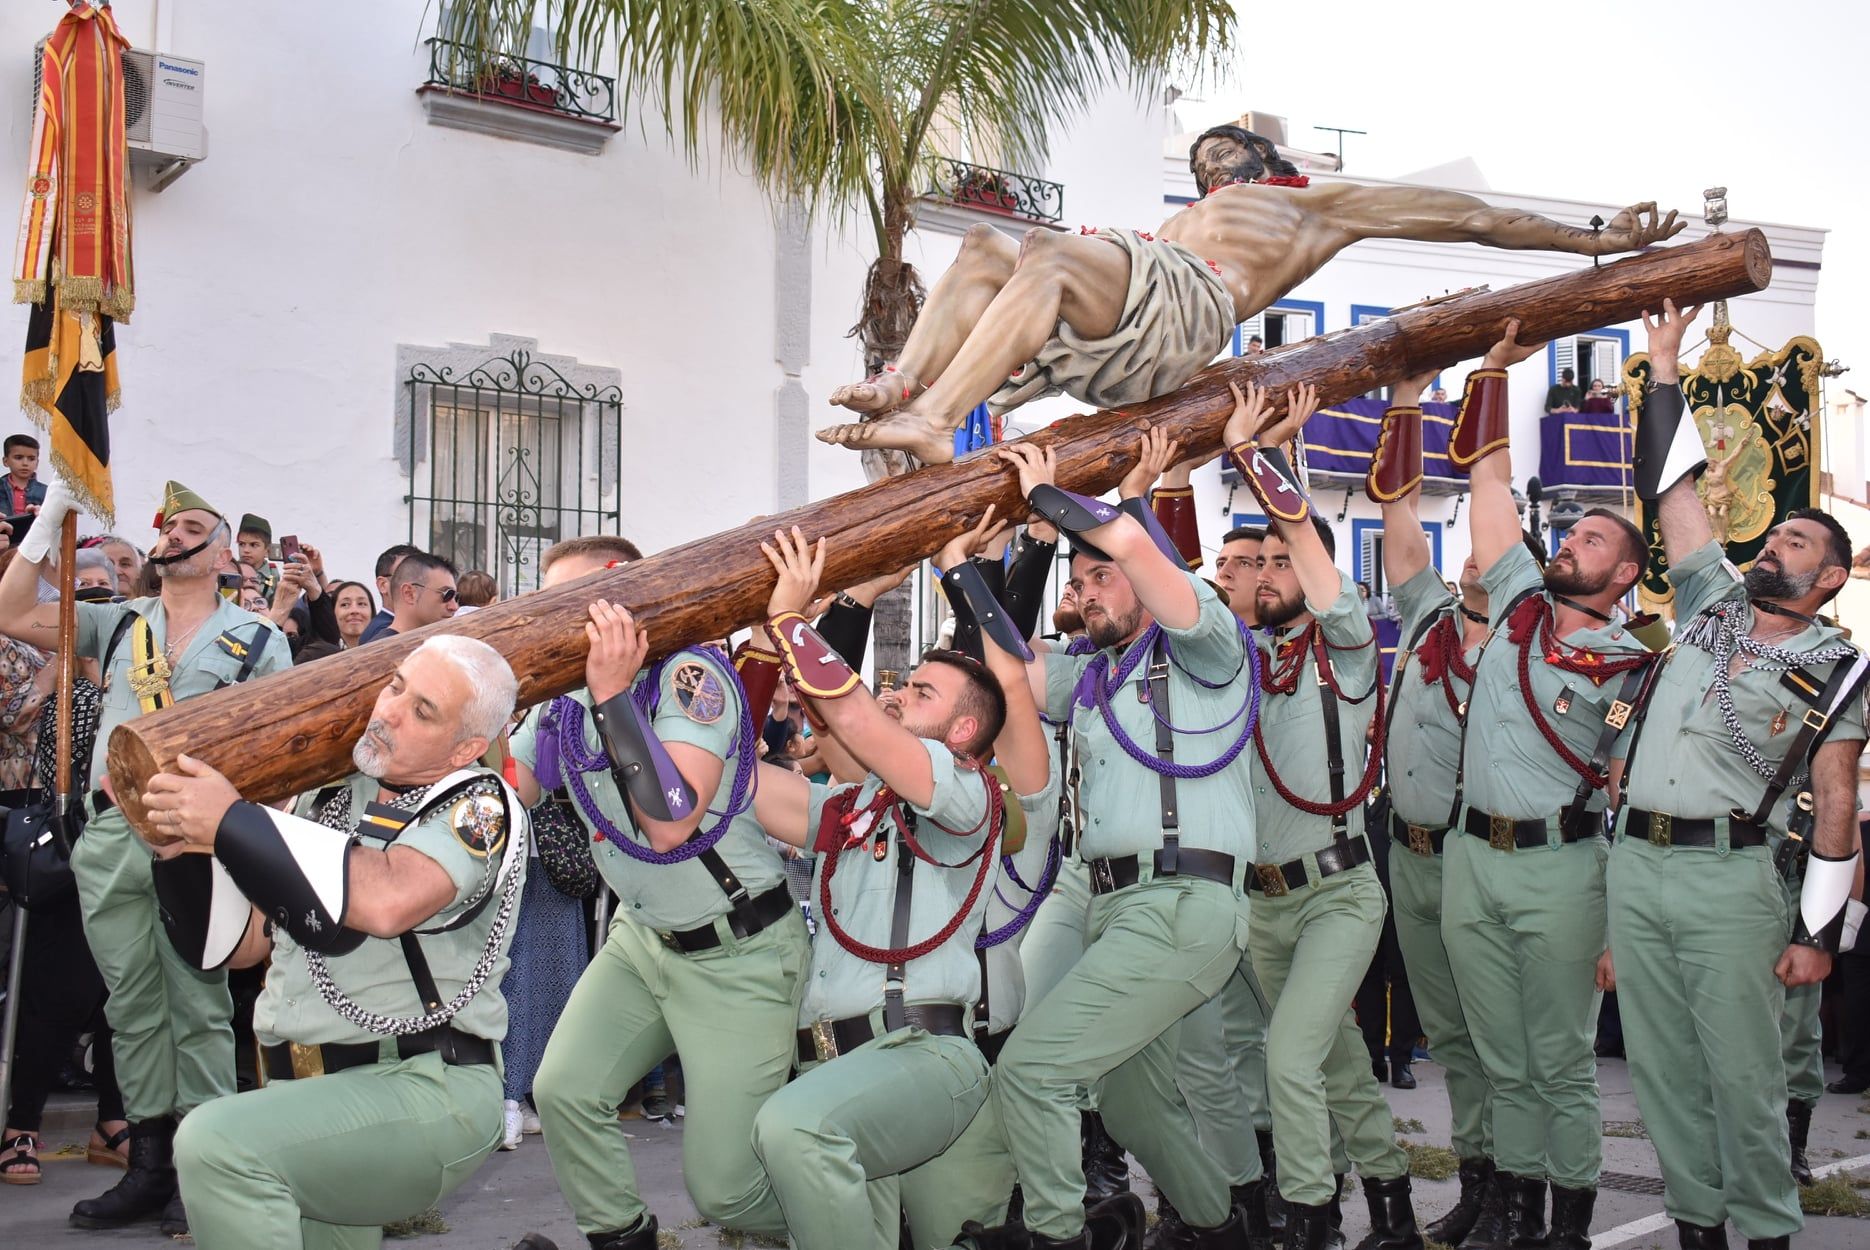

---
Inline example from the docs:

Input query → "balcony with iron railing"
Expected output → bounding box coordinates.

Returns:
[417,36,622,155]
[926,159,1065,226]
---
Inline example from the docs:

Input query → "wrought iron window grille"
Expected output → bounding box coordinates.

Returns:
[929,159,1064,224]
[404,346,623,598]
[421,36,618,126]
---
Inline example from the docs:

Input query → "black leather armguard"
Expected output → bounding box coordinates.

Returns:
[949,560,1034,661]
[590,690,699,824]
[815,597,874,670]
[215,802,367,954]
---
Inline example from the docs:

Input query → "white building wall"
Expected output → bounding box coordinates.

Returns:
[0,2,1828,610]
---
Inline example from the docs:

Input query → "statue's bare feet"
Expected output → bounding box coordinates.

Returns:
[829,364,924,416]
[817,411,957,466]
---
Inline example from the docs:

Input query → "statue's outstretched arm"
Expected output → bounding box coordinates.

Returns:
[1315,185,1684,256]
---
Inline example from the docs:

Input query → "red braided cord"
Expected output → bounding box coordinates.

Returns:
[1253,630,1386,817]
[1507,597,1652,787]
[1416,614,1476,718]
[817,771,1003,966]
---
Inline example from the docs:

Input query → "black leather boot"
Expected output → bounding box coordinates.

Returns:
[1500,1173,1548,1248]
[1231,1180,1277,1250]
[1785,1099,1814,1187]
[1460,1173,1508,1250]
[509,1237,560,1250]
[1673,1220,1727,1249]
[1466,1173,1544,1250]
[1743,1239,1787,1250]
[1354,1175,1424,1250]
[1085,1193,1147,1250]
[1148,1184,1196,1249]
[1545,1185,1593,1250]
[1084,1111,1132,1201]
[955,1217,1032,1250]
[1257,1131,1288,1234]
[1190,1206,1251,1249]
[1282,1200,1335,1250]
[69,1115,177,1228]
[159,1191,189,1236]
[1426,1158,1494,1246]
[588,1213,659,1250]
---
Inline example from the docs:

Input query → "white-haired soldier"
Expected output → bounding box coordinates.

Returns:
[139,635,528,1250]
[0,479,291,1236]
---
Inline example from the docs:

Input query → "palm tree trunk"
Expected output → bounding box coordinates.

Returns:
[859,198,924,677]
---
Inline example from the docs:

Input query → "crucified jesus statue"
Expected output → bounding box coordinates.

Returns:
[820,125,1685,466]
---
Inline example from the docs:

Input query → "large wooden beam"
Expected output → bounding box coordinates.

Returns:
[111,229,1771,839]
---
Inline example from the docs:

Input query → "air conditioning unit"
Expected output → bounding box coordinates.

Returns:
[32,44,206,166]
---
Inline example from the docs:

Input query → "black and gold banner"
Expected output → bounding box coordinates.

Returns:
[1629,332,1821,613]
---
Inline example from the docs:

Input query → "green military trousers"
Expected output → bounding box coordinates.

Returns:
[750,1024,1000,1249]
[1249,860,1407,1206]
[1779,865,1825,1106]
[1020,856,1091,1008]
[1441,830,1606,1188]
[70,806,234,1121]
[174,1049,502,1250]
[996,876,1250,1240]
[1175,954,1272,1186]
[1389,838,1494,1160]
[1607,835,1801,1238]
[533,909,808,1238]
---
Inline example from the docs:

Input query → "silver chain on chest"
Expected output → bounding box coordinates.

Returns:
[299,780,528,1036]
[1678,600,1857,783]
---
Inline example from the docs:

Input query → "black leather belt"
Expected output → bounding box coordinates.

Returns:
[261,1026,495,1081]
[1623,809,1769,850]
[1389,812,1451,857]
[796,1003,968,1065]
[658,884,795,954]
[1249,835,1370,895]
[1086,847,1235,896]
[1463,807,1600,850]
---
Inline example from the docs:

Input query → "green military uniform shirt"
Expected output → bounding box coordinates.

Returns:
[801,739,995,1023]
[1461,543,1646,821]
[260,770,523,1046]
[1619,541,1866,826]
[1043,573,1255,861]
[1385,567,1478,828]
[508,649,786,932]
[982,760,1063,1033]
[1250,571,1378,864]
[77,595,291,789]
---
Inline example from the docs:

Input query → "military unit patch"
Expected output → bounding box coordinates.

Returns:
[449,790,509,859]
[672,661,726,724]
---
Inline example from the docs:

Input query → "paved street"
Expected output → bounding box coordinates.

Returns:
[9,1058,1869,1247]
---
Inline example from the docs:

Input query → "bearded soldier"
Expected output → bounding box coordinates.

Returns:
[990,438,1260,1250]
[1444,321,1656,1250]
[1222,382,1422,1250]
[0,480,290,1236]
[1605,300,1867,1250]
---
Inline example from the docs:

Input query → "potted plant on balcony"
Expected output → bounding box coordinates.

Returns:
[954,167,1020,214]
[473,58,559,108]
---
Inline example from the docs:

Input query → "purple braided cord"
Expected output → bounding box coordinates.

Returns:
[1070,618,1261,778]
[977,833,1062,949]
[554,648,757,864]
